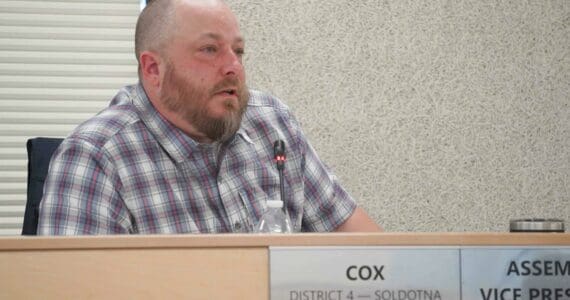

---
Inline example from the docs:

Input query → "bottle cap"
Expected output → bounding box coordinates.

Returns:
[266,200,284,208]
[509,218,565,233]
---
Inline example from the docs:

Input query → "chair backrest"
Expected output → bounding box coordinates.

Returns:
[22,137,64,235]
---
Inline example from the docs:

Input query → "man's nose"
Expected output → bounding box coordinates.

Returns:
[220,50,243,77]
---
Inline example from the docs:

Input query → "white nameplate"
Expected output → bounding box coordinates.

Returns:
[461,247,570,300]
[270,246,460,300]
[270,246,570,300]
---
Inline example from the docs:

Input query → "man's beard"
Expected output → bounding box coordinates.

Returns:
[161,62,249,142]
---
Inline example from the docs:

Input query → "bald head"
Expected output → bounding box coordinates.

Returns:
[135,0,175,65]
[135,0,232,75]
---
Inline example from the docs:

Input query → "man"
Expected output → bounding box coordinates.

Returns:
[38,0,380,234]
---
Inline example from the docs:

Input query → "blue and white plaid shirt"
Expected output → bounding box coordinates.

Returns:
[38,84,356,235]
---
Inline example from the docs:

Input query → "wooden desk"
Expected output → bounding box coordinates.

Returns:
[1,233,568,299]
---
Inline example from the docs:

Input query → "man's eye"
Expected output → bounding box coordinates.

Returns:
[235,48,245,57]
[201,46,217,53]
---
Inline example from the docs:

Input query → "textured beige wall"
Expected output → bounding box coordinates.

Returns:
[227,0,569,232]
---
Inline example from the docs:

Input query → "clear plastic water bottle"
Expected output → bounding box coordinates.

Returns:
[255,200,293,233]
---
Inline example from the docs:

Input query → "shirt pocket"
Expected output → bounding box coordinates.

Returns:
[237,190,273,232]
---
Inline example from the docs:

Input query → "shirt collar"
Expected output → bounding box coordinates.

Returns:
[132,83,200,164]
[236,126,254,145]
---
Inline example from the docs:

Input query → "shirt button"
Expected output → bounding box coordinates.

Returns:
[234,222,242,231]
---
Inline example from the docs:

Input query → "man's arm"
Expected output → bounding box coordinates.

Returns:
[38,139,131,235]
[335,207,382,232]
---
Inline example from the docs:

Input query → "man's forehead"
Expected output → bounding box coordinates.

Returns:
[197,32,244,43]
[171,3,244,45]
[178,0,224,6]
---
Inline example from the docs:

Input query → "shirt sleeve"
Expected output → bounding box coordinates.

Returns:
[37,138,133,235]
[292,124,357,232]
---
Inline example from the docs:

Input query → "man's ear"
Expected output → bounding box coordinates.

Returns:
[139,51,162,88]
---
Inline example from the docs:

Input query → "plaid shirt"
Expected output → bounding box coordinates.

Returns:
[38,84,356,235]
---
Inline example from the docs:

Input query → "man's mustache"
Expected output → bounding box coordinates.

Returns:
[210,77,244,95]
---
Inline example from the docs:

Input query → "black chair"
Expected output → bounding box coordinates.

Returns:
[22,137,64,235]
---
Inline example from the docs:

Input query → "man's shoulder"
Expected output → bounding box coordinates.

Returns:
[241,90,304,143]
[247,89,291,112]
[66,86,142,148]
